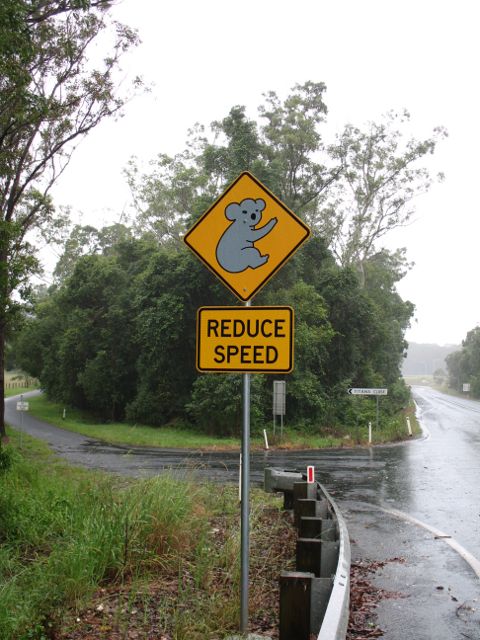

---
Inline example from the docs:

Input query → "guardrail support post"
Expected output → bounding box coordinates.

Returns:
[293,481,317,503]
[297,538,322,576]
[279,571,314,640]
[280,571,334,639]
[300,516,336,541]
[294,498,318,528]
[297,538,340,578]
[293,482,317,524]
[295,497,330,524]
[283,490,294,510]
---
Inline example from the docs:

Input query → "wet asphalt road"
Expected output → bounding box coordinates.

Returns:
[5,387,480,639]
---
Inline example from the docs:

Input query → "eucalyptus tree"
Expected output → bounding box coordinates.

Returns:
[53,222,133,282]
[0,0,140,438]
[328,110,447,273]
[126,82,342,244]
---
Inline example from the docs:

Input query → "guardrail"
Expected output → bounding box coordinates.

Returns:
[264,468,351,640]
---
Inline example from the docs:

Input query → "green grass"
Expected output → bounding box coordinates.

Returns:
[23,393,419,451]
[26,395,249,450]
[4,386,38,398]
[267,430,344,449]
[0,429,210,639]
[0,429,290,640]
[25,394,346,450]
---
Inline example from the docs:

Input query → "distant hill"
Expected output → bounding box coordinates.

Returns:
[402,342,460,376]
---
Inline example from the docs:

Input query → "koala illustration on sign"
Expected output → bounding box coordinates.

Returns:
[216,198,278,273]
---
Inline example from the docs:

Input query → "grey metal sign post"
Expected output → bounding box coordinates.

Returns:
[183,172,310,636]
[240,300,251,633]
[16,394,29,449]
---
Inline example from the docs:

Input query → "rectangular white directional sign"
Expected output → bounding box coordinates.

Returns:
[16,402,29,411]
[348,388,388,396]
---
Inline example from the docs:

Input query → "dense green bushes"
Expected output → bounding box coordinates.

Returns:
[15,233,412,434]
[13,83,432,434]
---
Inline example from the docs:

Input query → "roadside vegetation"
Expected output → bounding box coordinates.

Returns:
[18,393,420,451]
[445,325,480,398]
[0,428,295,640]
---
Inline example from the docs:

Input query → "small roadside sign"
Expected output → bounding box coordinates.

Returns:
[463,383,471,393]
[16,401,29,411]
[273,380,286,416]
[184,172,310,301]
[348,388,388,396]
[196,306,293,373]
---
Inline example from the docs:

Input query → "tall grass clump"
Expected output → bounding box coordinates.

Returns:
[0,431,208,639]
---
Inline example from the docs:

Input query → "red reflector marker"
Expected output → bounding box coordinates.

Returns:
[307,465,315,484]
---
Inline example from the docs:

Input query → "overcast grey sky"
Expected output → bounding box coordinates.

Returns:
[50,0,480,346]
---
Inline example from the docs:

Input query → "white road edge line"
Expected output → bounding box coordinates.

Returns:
[375,504,480,580]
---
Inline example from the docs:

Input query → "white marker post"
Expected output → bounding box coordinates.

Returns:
[368,421,373,445]
[406,416,413,437]
[238,454,242,502]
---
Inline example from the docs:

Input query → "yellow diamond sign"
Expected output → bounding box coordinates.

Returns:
[183,172,311,301]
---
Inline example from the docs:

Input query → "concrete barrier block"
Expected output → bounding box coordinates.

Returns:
[264,468,303,493]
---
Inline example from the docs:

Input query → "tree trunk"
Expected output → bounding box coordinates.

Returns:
[355,260,366,288]
[0,317,6,441]
[0,243,8,441]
